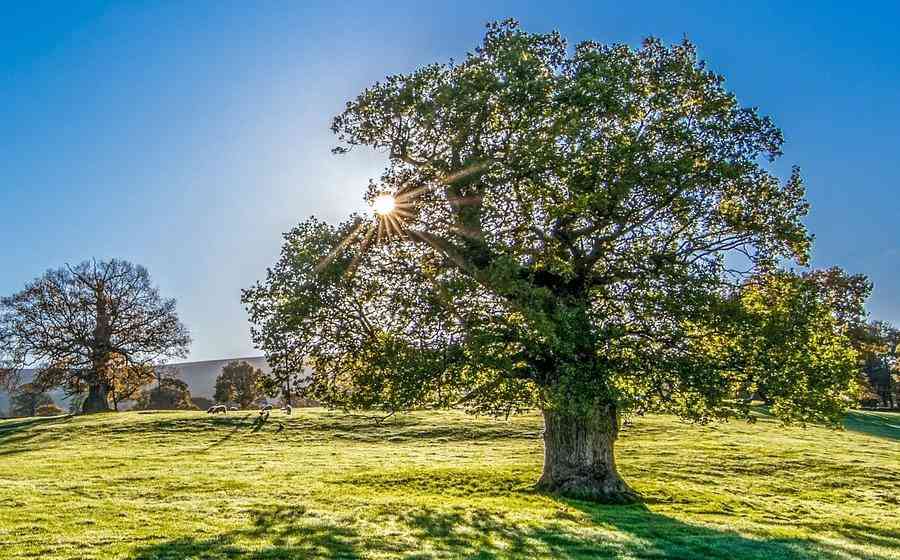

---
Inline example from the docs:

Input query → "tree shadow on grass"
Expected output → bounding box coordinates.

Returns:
[844,410,900,441]
[188,413,258,454]
[750,405,900,442]
[100,412,540,447]
[126,498,891,560]
[323,467,897,558]
[832,522,900,553]
[129,505,367,560]
[95,412,262,454]
[563,501,844,560]
[0,414,72,457]
[394,501,870,560]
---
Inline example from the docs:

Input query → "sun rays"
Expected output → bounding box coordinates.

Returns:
[313,160,490,279]
[372,194,396,215]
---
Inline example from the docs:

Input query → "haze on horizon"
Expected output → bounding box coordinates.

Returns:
[2,1,898,362]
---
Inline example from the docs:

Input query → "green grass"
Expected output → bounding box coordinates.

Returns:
[0,408,898,559]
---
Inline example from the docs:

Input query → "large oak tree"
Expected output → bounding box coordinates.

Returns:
[0,259,191,413]
[244,21,859,502]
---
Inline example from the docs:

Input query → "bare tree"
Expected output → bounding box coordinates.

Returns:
[0,259,191,413]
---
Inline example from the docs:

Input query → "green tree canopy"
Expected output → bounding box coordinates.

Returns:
[244,21,859,502]
[213,361,266,409]
[135,378,197,411]
[724,271,859,421]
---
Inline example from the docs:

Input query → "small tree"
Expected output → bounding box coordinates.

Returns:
[801,268,899,408]
[135,378,197,410]
[727,271,859,421]
[0,259,191,413]
[214,361,265,409]
[10,383,54,418]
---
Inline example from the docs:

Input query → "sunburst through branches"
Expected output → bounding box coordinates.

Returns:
[372,194,396,215]
[313,161,490,279]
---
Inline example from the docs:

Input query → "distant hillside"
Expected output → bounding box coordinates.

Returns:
[0,356,295,416]
[160,356,273,399]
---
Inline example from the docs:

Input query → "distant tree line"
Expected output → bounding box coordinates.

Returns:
[856,321,899,408]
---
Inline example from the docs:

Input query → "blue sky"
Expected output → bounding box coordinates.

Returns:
[2,1,898,361]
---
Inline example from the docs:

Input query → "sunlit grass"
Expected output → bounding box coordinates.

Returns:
[0,408,897,559]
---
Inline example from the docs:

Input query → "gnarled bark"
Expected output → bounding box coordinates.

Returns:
[82,382,111,414]
[537,404,639,503]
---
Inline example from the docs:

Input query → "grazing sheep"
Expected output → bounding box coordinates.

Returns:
[206,404,227,414]
[228,406,239,411]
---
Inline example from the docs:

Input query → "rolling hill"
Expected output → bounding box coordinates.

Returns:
[0,408,897,559]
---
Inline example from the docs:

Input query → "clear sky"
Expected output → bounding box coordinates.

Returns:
[2,1,898,361]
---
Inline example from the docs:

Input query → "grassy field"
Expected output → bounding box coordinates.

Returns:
[0,408,898,559]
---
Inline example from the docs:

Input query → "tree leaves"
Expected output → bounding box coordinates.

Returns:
[247,20,858,424]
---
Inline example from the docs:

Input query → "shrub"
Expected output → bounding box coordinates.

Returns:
[135,378,198,410]
[35,403,65,416]
[214,361,265,409]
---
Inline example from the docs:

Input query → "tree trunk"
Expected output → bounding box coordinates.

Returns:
[537,404,639,503]
[284,379,293,407]
[82,383,111,414]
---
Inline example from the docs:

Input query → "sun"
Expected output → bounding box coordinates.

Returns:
[372,193,396,215]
